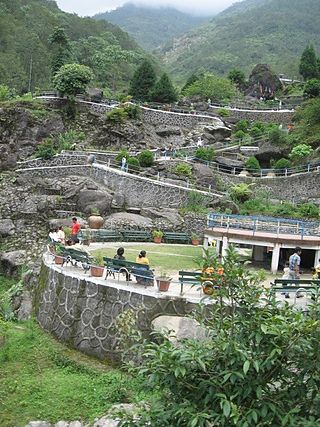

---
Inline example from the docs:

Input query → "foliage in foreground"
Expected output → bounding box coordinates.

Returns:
[120,247,320,426]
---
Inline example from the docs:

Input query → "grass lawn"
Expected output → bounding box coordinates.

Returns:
[91,243,205,275]
[0,320,153,427]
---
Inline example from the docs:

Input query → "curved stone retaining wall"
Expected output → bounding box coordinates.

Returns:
[217,170,320,203]
[16,164,219,208]
[36,260,198,362]
[209,106,295,124]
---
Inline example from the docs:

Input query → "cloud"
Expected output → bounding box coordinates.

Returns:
[55,0,241,17]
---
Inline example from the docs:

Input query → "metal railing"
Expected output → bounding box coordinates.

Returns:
[207,213,320,238]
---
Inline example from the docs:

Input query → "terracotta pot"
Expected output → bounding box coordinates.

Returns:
[157,278,171,292]
[153,236,162,244]
[191,239,200,246]
[54,255,64,265]
[203,283,214,295]
[88,215,104,230]
[91,265,104,277]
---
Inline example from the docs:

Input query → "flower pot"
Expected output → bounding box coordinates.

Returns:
[88,215,104,230]
[157,278,171,292]
[54,255,64,265]
[82,239,91,246]
[91,265,104,277]
[191,239,200,246]
[153,236,162,244]
[203,283,214,295]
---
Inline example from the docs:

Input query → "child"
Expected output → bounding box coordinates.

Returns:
[282,262,290,279]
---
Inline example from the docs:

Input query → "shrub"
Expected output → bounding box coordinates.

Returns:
[174,163,193,178]
[303,78,320,98]
[245,156,260,172]
[106,107,128,123]
[34,138,56,159]
[271,202,296,217]
[57,130,85,151]
[234,120,249,133]
[182,191,208,213]
[217,108,230,117]
[127,156,140,171]
[297,203,319,218]
[195,147,216,162]
[289,144,313,161]
[0,85,14,102]
[115,149,129,162]
[229,183,254,203]
[249,126,263,138]
[124,103,141,119]
[234,130,247,140]
[138,150,154,167]
[268,127,288,144]
[273,158,291,170]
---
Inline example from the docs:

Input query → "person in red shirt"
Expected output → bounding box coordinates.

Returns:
[71,217,81,242]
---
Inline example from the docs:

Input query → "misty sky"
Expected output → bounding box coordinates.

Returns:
[55,0,242,17]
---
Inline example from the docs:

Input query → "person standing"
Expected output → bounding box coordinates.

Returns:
[71,217,81,242]
[288,247,302,279]
[121,156,127,171]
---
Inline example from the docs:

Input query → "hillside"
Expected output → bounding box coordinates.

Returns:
[159,0,320,82]
[95,3,208,51]
[0,0,144,92]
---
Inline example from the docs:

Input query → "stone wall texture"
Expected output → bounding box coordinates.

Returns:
[17,164,218,208]
[36,260,198,362]
[209,106,295,124]
[216,170,320,203]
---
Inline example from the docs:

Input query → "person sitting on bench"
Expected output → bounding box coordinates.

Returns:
[114,247,131,281]
[136,250,149,265]
[134,250,153,286]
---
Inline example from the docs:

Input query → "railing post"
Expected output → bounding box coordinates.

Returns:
[208,184,211,192]
[157,172,160,181]
[307,164,310,173]
[187,179,190,188]
[285,168,288,177]
[277,221,280,238]
[233,167,236,175]
[108,158,110,167]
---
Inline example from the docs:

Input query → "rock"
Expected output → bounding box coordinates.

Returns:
[246,63,282,99]
[49,218,87,229]
[192,163,215,188]
[203,124,231,139]
[77,190,113,215]
[54,422,69,427]
[25,422,52,427]
[69,422,82,427]
[0,219,15,236]
[17,290,33,321]
[255,140,290,163]
[140,208,184,228]
[93,418,119,427]
[216,156,244,169]
[0,250,27,277]
[104,213,153,229]
[155,126,181,137]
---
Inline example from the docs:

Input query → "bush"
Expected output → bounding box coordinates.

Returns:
[0,85,15,102]
[57,130,85,151]
[249,126,263,138]
[182,191,208,213]
[124,103,141,119]
[174,163,193,178]
[195,147,216,162]
[115,149,129,162]
[127,156,140,171]
[34,138,56,159]
[234,120,249,133]
[217,108,230,117]
[138,150,154,167]
[230,183,253,203]
[268,127,288,144]
[289,144,313,161]
[234,130,247,140]
[273,158,291,170]
[271,202,296,217]
[245,156,260,172]
[303,78,320,98]
[297,203,319,218]
[106,107,128,123]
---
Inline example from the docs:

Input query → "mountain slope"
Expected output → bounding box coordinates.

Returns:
[0,0,143,92]
[95,3,208,51]
[159,0,320,82]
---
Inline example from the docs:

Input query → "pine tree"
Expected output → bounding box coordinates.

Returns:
[150,73,177,103]
[49,27,72,77]
[129,59,156,101]
[299,44,319,81]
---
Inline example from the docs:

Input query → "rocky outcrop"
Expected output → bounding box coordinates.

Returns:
[0,250,27,277]
[246,64,282,100]
[77,189,113,215]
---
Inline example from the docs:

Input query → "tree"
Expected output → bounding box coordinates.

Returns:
[150,73,177,103]
[228,68,246,86]
[183,73,238,103]
[181,73,201,94]
[245,156,261,172]
[129,59,156,101]
[48,27,72,77]
[299,44,319,81]
[52,63,93,99]
[303,78,320,98]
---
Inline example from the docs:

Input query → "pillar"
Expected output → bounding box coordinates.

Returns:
[221,237,229,258]
[252,246,265,262]
[215,240,221,256]
[271,244,280,274]
[314,250,320,268]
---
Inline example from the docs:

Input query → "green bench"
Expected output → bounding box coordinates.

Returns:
[120,230,152,242]
[92,229,122,242]
[60,247,93,273]
[103,257,154,286]
[271,279,320,299]
[164,232,191,244]
[178,270,202,295]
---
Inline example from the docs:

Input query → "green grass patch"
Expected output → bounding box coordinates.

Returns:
[0,320,153,427]
[0,275,17,297]
[91,244,204,274]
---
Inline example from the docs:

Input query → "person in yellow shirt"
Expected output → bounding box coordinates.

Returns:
[136,250,149,265]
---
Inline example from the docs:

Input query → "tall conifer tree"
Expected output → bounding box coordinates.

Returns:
[129,59,156,101]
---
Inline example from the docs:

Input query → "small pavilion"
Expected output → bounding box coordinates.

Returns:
[204,213,320,273]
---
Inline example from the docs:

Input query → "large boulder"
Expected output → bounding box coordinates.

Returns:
[192,163,215,188]
[104,213,153,229]
[0,219,15,236]
[255,140,291,164]
[203,124,231,140]
[246,64,282,99]
[140,208,184,229]
[0,250,27,277]
[77,190,113,215]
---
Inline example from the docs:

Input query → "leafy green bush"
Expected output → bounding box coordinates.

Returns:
[217,108,230,117]
[183,73,238,103]
[115,149,129,162]
[273,158,291,170]
[297,203,319,218]
[138,150,154,167]
[229,183,254,203]
[289,144,313,161]
[34,138,56,159]
[268,127,288,144]
[57,130,85,151]
[127,156,140,171]
[174,163,193,178]
[106,107,128,123]
[271,202,296,217]
[124,103,141,119]
[0,85,15,102]
[195,147,216,162]
[303,79,320,98]
[249,126,263,138]
[234,120,249,133]
[245,156,260,172]
[182,191,208,213]
[234,130,247,140]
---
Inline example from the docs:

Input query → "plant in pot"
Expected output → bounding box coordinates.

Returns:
[88,208,104,230]
[152,230,164,244]
[156,272,172,292]
[91,253,105,278]
[81,228,92,246]
[191,232,200,246]
[54,245,64,265]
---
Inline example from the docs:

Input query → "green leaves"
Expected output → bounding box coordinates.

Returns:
[243,360,250,375]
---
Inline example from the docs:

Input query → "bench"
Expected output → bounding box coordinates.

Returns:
[120,230,152,242]
[60,247,93,273]
[271,279,320,300]
[91,229,122,242]
[178,270,202,295]
[103,257,154,286]
[164,232,191,244]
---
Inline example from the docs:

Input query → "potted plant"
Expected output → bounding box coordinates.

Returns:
[191,232,200,246]
[81,228,92,246]
[156,272,172,292]
[54,245,64,265]
[91,254,104,278]
[152,230,164,244]
[88,208,104,230]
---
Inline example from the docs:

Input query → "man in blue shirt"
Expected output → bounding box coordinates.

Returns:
[288,247,302,279]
